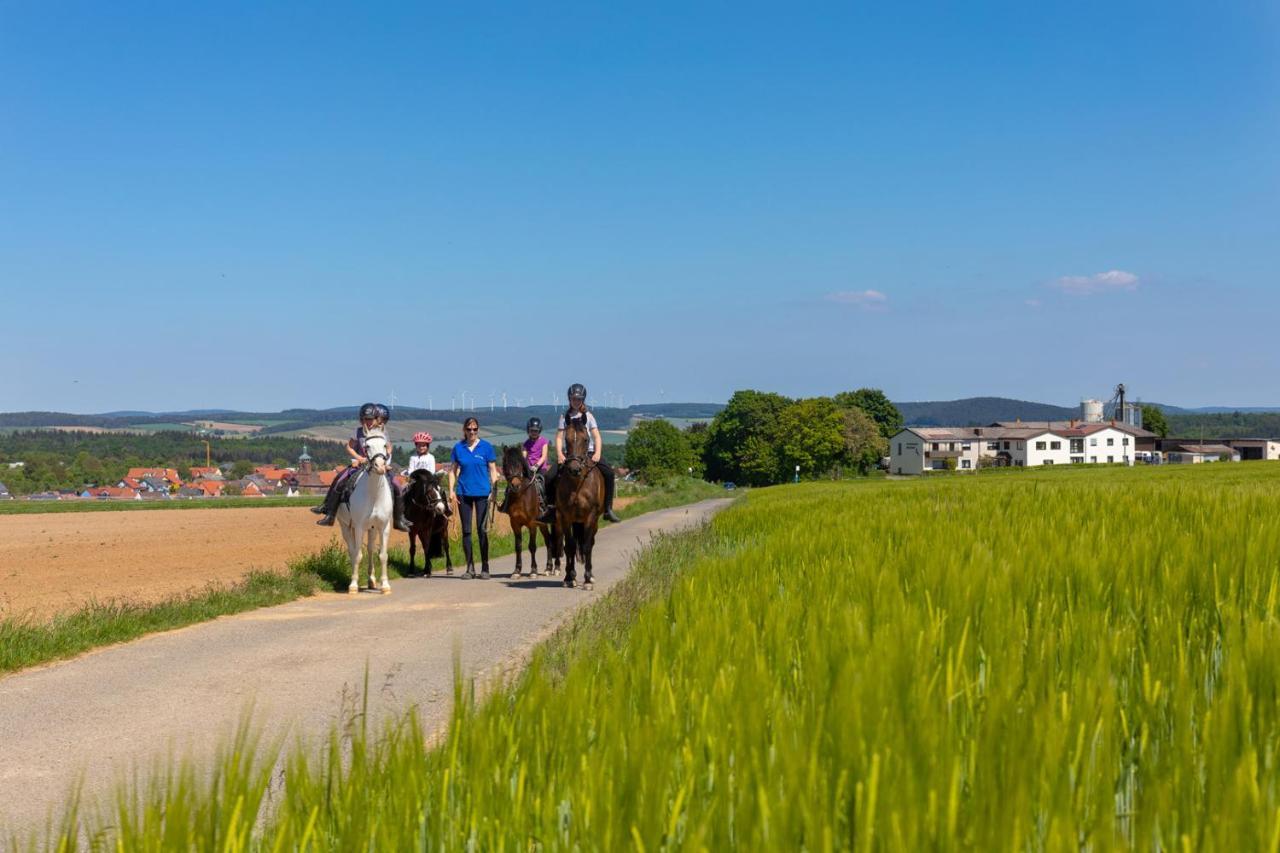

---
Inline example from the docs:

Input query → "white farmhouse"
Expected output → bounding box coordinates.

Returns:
[889,422,1142,474]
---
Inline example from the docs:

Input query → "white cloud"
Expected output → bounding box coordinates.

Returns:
[1053,269,1140,296]
[824,289,888,310]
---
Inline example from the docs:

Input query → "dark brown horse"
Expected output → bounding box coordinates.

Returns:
[403,470,453,576]
[500,445,560,577]
[555,417,606,589]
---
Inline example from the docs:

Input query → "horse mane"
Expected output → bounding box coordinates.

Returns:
[502,445,531,479]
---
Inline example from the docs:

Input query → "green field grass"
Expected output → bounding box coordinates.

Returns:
[25,463,1280,850]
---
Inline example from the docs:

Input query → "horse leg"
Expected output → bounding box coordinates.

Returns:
[345,526,361,595]
[529,525,539,575]
[563,523,577,588]
[366,527,378,590]
[582,522,597,590]
[408,530,418,577]
[442,522,454,573]
[377,524,391,593]
[513,527,523,578]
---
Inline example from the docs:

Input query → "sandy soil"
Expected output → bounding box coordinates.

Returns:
[0,497,638,622]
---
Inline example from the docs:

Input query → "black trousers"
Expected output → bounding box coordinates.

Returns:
[457,494,490,566]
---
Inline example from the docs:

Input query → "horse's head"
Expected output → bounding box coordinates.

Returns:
[501,445,529,483]
[363,429,390,475]
[407,469,446,514]
[563,417,591,476]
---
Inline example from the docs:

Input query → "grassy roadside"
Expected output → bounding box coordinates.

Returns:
[0,478,725,676]
[0,495,323,515]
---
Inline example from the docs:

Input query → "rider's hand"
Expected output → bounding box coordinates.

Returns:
[591,453,601,464]
[557,451,566,465]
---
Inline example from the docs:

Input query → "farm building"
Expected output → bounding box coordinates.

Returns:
[1153,437,1280,461]
[0,481,10,499]
[1164,444,1240,464]
[889,421,1149,474]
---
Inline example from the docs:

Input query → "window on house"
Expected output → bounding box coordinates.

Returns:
[1107,455,1114,463]
[1071,456,1084,464]
[962,442,971,450]
[1043,459,1054,465]
[1090,456,1097,463]
[932,443,940,451]
[1090,438,1098,446]
[1035,441,1047,450]
[1107,437,1115,446]
[1070,439,1084,453]
[1122,437,1129,446]
[961,459,971,469]
[987,441,999,450]
[897,443,902,455]
[1018,442,1025,450]
[1003,441,1010,450]
[1050,441,1061,450]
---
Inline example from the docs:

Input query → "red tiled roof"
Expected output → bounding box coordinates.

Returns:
[241,482,264,497]
[189,466,220,478]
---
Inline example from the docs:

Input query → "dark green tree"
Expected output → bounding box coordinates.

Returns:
[1141,404,1169,438]
[703,390,793,486]
[841,407,888,474]
[230,460,254,480]
[624,420,694,482]
[777,398,848,479]
[833,388,903,439]
[684,422,710,478]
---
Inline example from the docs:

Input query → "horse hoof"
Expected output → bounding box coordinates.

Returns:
[347,586,359,595]
[380,587,391,595]
[564,579,575,588]
[584,582,594,590]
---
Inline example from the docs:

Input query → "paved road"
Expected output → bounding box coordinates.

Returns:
[0,499,730,838]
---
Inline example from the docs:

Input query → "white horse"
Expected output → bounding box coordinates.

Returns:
[336,429,395,594]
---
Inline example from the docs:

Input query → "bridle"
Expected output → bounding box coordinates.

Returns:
[361,431,389,474]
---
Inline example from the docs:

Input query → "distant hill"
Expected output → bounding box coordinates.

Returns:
[0,403,725,434]
[895,397,1078,427]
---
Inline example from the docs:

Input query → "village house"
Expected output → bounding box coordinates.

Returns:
[125,467,182,486]
[0,481,11,500]
[188,466,223,481]
[1164,444,1240,464]
[889,420,1150,474]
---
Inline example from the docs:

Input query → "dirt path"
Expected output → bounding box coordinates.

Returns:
[0,498,638,621]
[0,499,730,840]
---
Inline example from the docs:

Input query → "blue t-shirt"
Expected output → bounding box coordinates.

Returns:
[451,439,496,497]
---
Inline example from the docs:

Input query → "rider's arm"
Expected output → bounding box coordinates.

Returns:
[590,427,603,463]
[346,438,363,465]
[555,428,566,464]
[489,461,500,488]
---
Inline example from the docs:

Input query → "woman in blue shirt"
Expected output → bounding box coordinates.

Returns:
[448,417,499,578]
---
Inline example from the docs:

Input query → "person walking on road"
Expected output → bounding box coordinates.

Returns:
[448,416,499,578]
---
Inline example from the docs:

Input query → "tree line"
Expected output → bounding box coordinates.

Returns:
[0,431,348,495]
[624,388,902,485]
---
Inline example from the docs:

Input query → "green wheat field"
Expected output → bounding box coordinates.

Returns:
[25,463,1280,851]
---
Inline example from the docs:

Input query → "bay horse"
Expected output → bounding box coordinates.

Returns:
[335,429,394,594]
[499,446,559,578]
[555,417,606,589]
[403,470,453,577]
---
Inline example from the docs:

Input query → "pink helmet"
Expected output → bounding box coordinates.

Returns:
[412,431,433,444]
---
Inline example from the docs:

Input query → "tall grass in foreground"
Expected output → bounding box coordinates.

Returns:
[41,464,1280,849]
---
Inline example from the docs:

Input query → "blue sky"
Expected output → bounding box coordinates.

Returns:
[2,2,1276,412]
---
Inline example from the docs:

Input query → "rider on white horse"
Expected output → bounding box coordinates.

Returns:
[311,402,411,531]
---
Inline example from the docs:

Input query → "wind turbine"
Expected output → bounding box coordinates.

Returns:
[502,392,508,411]
[489,392,495,412]
[388,390,397,411]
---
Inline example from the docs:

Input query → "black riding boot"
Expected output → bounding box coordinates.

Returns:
[313,479,341,526]
[390,474,411,532]
[602,464,621,523]
[537,470,557,523]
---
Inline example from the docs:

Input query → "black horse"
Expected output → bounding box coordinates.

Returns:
[403,470,453,576]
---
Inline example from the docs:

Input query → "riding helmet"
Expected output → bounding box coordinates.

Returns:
[412,431,433,444]
[375,403,391,421]
[567,383,587,401]
[359,402,379,420]
[526,417,542,432]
